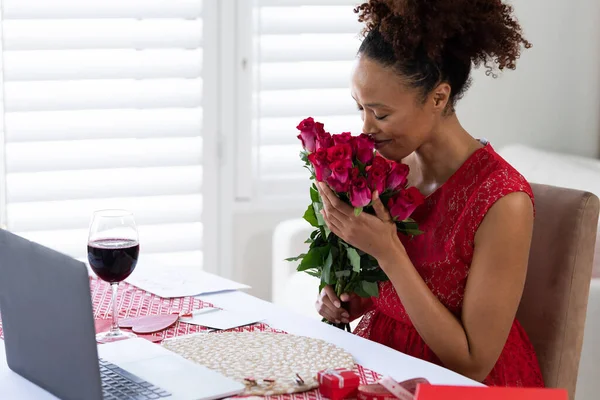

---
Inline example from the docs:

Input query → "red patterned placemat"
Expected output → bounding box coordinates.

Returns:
[246,365,381,400]
[0,277,279,341]
[0,278,382,399]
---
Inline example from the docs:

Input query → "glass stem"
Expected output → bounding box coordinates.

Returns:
[110,282,120,334]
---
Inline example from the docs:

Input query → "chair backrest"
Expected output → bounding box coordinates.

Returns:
[517,183,599,399]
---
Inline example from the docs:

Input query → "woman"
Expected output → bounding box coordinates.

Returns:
[315,0,544,387]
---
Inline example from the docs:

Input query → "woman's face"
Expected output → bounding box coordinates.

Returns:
[351,56,442,161]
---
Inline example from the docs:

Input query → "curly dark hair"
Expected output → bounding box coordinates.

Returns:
[355,0,532,111]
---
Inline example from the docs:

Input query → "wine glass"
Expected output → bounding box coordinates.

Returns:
[87,209,140,343]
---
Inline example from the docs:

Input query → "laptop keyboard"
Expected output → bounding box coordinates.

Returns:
[99,358,172,399]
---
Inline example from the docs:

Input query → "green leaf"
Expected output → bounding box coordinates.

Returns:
[300,151,309,163]
[397,227,424,236]
[361,281,380,297]
[313,233,327,248]
[297,246,329,272]
[357,160,366,174]
[360,255,371,270]
[310,186,320,203]
[335,270,351,278]
[353,284,371,298]
[303,204,319,227]
[360,268,389,283]
[322,250,334,285]
[285,253,306,262]
[303,269,321,278]
[354,207,363,217]
[346,247,361,273]
[396,220,423,236]
[321,223,331,239]
[313,202,325,226]
[310,230,319,240]
[398,220,419,229]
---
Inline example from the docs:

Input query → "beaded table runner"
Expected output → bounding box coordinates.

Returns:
[0,278,382,399]
[163,331,357,396]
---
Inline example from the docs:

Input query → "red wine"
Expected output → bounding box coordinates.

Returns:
[87,238,139,283]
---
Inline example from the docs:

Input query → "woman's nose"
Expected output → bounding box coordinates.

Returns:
[362,115,379,134]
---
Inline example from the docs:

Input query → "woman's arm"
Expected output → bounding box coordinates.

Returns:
[378,192,533,381]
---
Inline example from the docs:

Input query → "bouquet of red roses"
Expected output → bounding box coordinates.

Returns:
[286,117,425,330]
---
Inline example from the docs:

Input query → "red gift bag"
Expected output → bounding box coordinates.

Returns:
[415,385,568,400]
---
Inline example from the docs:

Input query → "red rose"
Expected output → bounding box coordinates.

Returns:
[353,134,375,164]
[366,162,387,194]
[387,162,410,192]
[332,132,353,147]
[330,159,352,184]
[327,144,352,163]
[326,159,353,192]
[371,155,390,172]
[315,125,334,150]
[308,148,330,182]
[296,117,315,132]
[350,176,372,208]
[388,187,425,221]
[296,117,317,152]
[326,177,350,193]
[297,133,316,153]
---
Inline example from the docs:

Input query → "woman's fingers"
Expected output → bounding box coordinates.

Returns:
[316,286,349,323]
[323,285,341,308]
[318,288,341,321]
[318,182,353,218]
[339,292,353,302]
[321,209,343,235]
[371,191,392,222]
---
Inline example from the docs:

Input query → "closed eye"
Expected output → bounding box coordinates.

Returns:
[357,104,387,120]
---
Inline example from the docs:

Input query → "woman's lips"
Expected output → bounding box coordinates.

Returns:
[374,139,392,149]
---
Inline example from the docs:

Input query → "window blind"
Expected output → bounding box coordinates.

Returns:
[2,0,205,268]
[253,0,364,201]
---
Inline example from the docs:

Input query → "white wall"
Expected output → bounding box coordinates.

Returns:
[233,0,600,300]
[460,0,600,157]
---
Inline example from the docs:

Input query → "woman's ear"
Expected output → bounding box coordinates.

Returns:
[432,83,451,112]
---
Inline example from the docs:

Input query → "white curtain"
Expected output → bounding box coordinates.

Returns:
[1,0,205,268]
[253,0,364,201]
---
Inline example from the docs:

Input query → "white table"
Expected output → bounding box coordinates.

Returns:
[0,290,481,399]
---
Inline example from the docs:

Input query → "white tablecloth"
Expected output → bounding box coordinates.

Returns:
[0,290,480,399]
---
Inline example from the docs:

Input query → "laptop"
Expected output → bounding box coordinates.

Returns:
[0,229,245,400]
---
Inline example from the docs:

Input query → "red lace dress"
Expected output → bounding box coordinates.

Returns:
[354,143,544,387]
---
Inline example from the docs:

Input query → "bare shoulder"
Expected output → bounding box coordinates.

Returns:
[475,191,534,245]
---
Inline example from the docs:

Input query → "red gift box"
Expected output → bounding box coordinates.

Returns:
[415,385,568,400]
[317,368,360,400]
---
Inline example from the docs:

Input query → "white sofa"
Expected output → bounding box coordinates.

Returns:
[271,144,600,400]
[272,218,320,320]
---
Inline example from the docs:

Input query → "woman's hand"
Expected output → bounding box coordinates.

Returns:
[315,285,373,324]
[317,181,403,262]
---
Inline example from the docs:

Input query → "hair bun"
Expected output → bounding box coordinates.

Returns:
[355,0,531,73]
